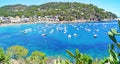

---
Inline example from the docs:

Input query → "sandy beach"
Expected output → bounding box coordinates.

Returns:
[0,19,115,27]
[0,21,78,26]
[0,22,32,26]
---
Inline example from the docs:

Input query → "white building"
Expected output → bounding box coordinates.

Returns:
[0,17,3,20]
[10,16,21,23]
[21,18,30,22]
[0,17,10,22]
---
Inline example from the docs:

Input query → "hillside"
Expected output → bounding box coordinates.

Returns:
[0,2,117,21]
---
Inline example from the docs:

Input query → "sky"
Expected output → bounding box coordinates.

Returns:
[0,0,120,17]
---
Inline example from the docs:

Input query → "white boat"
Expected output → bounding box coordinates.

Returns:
[68,35,71,38]
[21,28,32,34]
[74,33,77,36]
[85,28,91,32]
[41,34,47,36]
[93,34,98,38]
[49,29,54,33]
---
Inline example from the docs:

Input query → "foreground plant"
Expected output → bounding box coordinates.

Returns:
[0,48,10,64]
[6,45,28,60]
[66,49,92,64]
[53,57,71,64]
[26,50,47,64]
[100,20,120,64]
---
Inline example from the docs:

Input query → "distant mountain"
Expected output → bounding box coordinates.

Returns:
[0,2,117,21]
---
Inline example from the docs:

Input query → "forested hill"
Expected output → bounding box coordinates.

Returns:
[0,2,117,21]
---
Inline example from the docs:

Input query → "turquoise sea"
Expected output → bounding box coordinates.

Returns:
[0,20,119,59]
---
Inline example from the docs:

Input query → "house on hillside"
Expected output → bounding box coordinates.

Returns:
[10,16,21,23]
[0,17,10,23]
[49,16,59,21]
[21,18,30,22]
[0,17,3,20]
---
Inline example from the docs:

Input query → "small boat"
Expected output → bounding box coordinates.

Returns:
[21,30,28,34]
[21,28,32,34]
[64,31,66,34]
[41,34,47,36]
[49,29,54,34]
[93,34,98,38]
[74,33,77,36]
[24,31,28,34]
[85,28,91,32]
[76,28,79,30]
[68,35,71,38]
[96,29,99,32]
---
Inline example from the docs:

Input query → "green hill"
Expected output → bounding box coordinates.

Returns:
[0,2,117,21]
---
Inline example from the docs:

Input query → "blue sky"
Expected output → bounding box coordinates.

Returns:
[0,0,120,17]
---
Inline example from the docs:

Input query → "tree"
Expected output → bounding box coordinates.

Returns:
[26,50,47,64]
[0,48,10,63]
[6,45,28,59]
[0,2,117,21]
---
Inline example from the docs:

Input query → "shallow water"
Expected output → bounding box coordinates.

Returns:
[0,20,119,59]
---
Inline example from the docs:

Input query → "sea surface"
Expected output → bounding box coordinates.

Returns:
[0,20,119,59]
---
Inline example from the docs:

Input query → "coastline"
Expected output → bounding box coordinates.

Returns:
[0,22,33,27]
[0,19,117,27]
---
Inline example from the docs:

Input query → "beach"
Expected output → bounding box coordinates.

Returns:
[0,19,115,27]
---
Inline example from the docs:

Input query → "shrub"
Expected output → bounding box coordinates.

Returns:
[0,47,10,63]
[6,45,28,59]
[26,50,47,64]
[66,49,92,64]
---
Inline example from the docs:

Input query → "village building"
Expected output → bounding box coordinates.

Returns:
[10,16,21,23]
